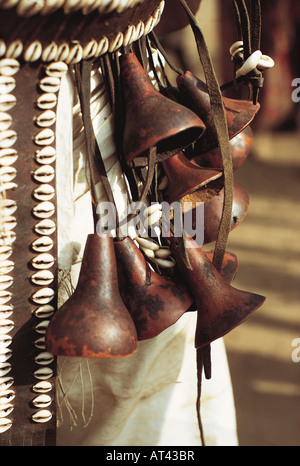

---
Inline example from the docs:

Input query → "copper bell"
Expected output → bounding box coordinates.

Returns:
[114,236,193,340]
[120,53,205,166]
[162,151,223,204]
[45,234,137,358]
[176,71,259,154]
[192,126,253,172]
[203,181,249,244]
[205,250,239,284]
[171,235,265,349]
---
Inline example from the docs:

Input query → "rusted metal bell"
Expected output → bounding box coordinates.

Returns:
[171,236,265,349]
[120,53,205,166]
[192,126,253,172]
[176,71,259,154]
[205,250,239,284]
[162,151,222,204]
[45,234,137,358]
[114,237,193,340]
[203,181,249,244]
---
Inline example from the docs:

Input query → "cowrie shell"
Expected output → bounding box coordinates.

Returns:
[0,402,13,417]
[141,247,155,258]
[257,54,275,70]
[0,362,11,377]
[0,245,13,261]
[33,366,53,380]
[31,253,55,270]
[45,61,68,78]
[0,130,17,148]
[33,304,55,319]
[135,237,159,251]
[34,336,45,349]
[144,203,162,216]
[31,236,53,252]
[31,409,52,423]
[236,50,262,78]
[0,58,20,76]
[16,0,44,17]
[229,40,244,56]
[35,146,56,164]
[0,112,12,131]
[23,41,42,62]
[0,94,16,111]
[31,270,54,286]
[0,76,15,94]
[34,351,54,366]
[34,219,56,236]
[0,260,14,274]
[0,166,17,183]
[31,287,55,305]
[0,319,14,333]
[35,109,56,128]
[0,276,13,291]
[32,200,55,219]
[0,304,13,319]
[0,417,12,433]
[36,92,57,110]
[0,148,18,166]
[5,39,23,59]
[0,333,12,348]
[39,76,60,93]
[155,247,172,259]
[65,42,83,64]
[55,43,70,62]
[0,389,14,404]
[34,128,55,146]
[32,380,52,393]
[0,347,12,363]
[35,320,50,334]
[32,394,52,408]
[42,43,58,63]
[33,184,55,202]
[0,290,12,305]
[152,257,175,269]
[0,198,17,215]
[2,216,17,231]
[33,165,55,183]
[0,376,14,391]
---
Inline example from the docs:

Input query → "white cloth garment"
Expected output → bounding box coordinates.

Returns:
[54,53,239,447]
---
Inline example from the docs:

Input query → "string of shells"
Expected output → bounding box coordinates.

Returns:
[0,56,19,434]
[0,0,150,17]
[134,203,176,270]
[29,61,68,425]
[0,0,164,64]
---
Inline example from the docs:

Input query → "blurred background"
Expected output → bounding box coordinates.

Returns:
[156,0,300,446]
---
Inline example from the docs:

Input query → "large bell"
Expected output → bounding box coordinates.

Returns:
[45,234,137,358]
[120,53,205,167]
[176,71,259,154]
[171,235,265,349]
[192,126,253,172]
[162,151,222,204]
[114,236,193,340]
